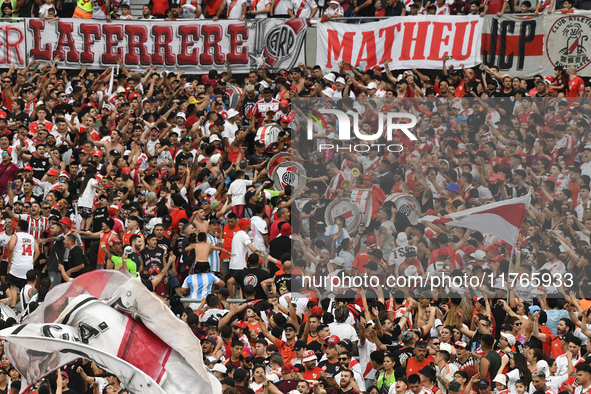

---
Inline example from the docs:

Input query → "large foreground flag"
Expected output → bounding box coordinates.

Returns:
[419,194,531,245]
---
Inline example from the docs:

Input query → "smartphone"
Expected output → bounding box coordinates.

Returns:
[11,182,16,189]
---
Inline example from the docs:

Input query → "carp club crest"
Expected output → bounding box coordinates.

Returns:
[546,15,591,71]
[249,18,307,71]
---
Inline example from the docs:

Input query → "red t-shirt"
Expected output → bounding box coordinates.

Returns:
[567,76,585,97]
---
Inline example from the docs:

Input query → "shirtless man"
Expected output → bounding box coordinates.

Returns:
[186,232,228,273]
[92,129,126,163]
[291,66,305,96]
[191,207,210,234]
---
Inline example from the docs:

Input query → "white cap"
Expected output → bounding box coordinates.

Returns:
[210,153,221,164]
[329,257,345,267]
[321,87,334,98]
[440,343,453,355]
[116,86,126,93]
[330,0,339,4]
[123,246,133,255]
[500,332,516,346]
[405,266,419,277]
[176,112,186,120]
[336,77,346,84]
[367,82,378,90]
[324,73,336,83]
[205,187,217,196]
[470,250,486,260]
[493,374,507,386]
[209,134,221,143]
[326,132,337,139]
[260,80,270,89]
[184,83,192,89]
[396,232,408,247]
[212,364,227,374]
[227,108,239,118]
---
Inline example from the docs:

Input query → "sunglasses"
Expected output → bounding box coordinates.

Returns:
[285,328,295,332]
[42,207,51,210]
[514,322,522,326]
[23,205,31,209]
[339,357,348,361]
[432,342,440,345]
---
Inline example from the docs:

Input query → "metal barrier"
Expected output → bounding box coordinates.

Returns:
[180,298,247,303]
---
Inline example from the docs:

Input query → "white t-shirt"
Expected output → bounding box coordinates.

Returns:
[436,363,458,394]
[222,122,239,143]
[279,292,308,314]
[288,0,317,17]
[228,179,253,206]
[180,3,205,18]
[79,178,99,208]
[227,0,247,18]
[39,3,55,17]
[253,0,271,18]
[328,322,359,342]
[229,230,252,270]
[250,216,268,253]
[358,338,377,381]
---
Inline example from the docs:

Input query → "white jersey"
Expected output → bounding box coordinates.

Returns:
[10,232,36,279]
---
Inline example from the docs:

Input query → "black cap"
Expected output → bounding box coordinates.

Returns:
[500,323,512,331]
[293,340,307,350]
[363,261,379,271]
[187,314,199,327]
[110,149,121,156]
[217,288,230,297]
[477,379,490,388]
[221,377,235,387]
[205,316,219,327]
[234,368,247,382]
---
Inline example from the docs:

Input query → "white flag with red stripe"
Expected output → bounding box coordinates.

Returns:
[419,194,530,245]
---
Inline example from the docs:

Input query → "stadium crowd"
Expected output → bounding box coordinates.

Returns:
[0,52,589,394]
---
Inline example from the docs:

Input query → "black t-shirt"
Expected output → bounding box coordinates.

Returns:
[62,360,83,394]
[156,236,172,256]
[92,207,109,233]
[29,156,51,180]
[233,268,271,299]
[302,199,327,239]
[318,359,341,378]
[175,151,194,167]
[391,347,414,370]
[247,153,269,167]
[67,246,88,277]
[242,96,259,126]
[308,339,323,359]
[140,246,165,278]
[304,163,328,193]
[274,272,291,295]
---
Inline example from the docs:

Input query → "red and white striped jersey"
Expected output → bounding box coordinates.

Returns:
[20,214,49,240]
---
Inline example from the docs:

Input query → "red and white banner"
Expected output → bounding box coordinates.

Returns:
[419,193,531,245]
[24,18,306,73]
[482,13,591,78]
[0,327,166,394]
[316,16,483,72]
[0,23,26,67]
[481,15,545,79]
[9,271,222,394]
